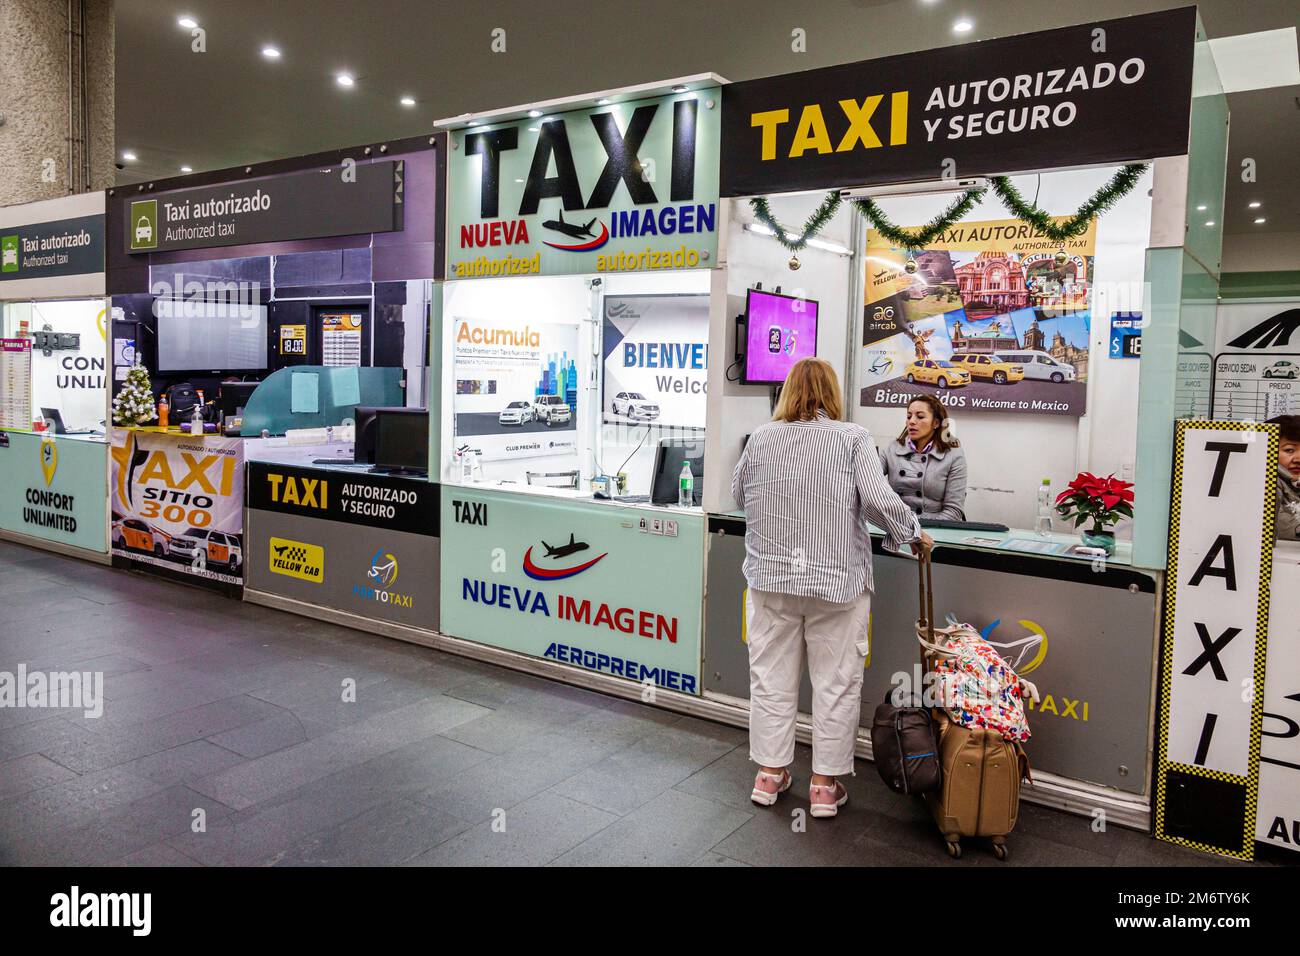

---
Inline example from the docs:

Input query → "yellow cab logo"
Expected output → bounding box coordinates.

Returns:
[269,537,324,582]
[39,437,57,485]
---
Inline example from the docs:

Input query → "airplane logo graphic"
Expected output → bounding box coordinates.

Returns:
[542,210,610,252]
[522,532,607,580]
[368,550,399,588]
[1226,309,1300,349]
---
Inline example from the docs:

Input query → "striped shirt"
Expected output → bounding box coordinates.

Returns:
[732,413,922,603]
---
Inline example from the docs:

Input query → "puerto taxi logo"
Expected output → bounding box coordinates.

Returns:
[352,547,414,609]
[522,531,608,580]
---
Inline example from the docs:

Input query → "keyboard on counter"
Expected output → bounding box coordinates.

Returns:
[919,518,1011,533]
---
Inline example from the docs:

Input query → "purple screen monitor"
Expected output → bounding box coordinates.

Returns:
[742,289,819,385]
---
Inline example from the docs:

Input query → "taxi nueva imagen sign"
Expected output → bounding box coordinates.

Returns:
[446,87,721,280]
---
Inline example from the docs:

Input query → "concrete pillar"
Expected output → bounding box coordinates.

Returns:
[0,0,114,207]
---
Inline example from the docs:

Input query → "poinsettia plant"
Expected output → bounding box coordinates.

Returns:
[1055,472,1135,531]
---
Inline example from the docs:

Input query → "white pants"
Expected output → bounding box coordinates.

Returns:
[746,588,871,777]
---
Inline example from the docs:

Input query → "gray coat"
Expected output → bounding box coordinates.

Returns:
[1278,468,1300,541]
[879,439,967,521]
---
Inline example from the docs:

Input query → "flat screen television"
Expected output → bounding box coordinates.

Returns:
[155,299,268,372]
[741,289,818,385]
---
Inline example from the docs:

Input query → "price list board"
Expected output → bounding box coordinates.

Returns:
[0,339,32,431]
[1175,352,1212,419]
[321,313,362,367]
[1212,351,1300,422]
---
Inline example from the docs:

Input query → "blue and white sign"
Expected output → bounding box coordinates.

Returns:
[1110,312,1142,359]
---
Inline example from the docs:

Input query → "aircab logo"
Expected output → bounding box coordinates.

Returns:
[457,97,714,261]
[354,548,414,609]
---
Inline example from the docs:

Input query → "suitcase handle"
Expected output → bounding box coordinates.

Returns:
[917,547,935,668]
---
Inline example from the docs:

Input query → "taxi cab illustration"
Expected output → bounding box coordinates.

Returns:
[949,352,1025,385]
[167,527,243,574]
[112,517,168,557]
[134,218,153,245]
[905,359,971,389]
[1,245,17,269]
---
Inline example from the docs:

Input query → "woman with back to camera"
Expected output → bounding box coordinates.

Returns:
[881,394,968,521]
[732,358,932,819]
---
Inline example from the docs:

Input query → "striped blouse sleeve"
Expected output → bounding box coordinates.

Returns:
[854,428,921,551]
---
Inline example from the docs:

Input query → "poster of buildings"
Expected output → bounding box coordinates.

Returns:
[861,217,1095,417]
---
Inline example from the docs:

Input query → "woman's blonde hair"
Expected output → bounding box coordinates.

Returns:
[773,358,843,423]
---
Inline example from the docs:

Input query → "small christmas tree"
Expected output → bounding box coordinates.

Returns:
[113,361,157,426]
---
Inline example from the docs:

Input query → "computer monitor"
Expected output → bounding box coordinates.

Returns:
[219,382,259,419]
[741,289,819,385]
[373,409,429,475]
[353,405,403,464]
[651,438,704,506]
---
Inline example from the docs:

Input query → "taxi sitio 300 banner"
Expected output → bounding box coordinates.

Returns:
[109,428,245,584]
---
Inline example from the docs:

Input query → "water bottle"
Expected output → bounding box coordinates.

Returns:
[1035,478,1053,536]
[678,461,694,508]
[190,403,205,437]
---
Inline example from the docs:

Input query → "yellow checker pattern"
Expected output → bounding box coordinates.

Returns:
[269,537,325,583]
[1154,420,1277,860]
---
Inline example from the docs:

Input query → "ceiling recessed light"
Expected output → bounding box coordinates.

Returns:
[952,19,974,34]
[596,98,610,105]
[527,126,539,132]
[527,109,542,118]
[180,165,192,173]
[400,96,416,107]
[121,151,137,162]
[262,46,281,59]
[1255,217,1267,224]
[1248,201,1261,209]
[336,73,355,88]
[467,120,481,127]
[514,178,524,183]
[1205,220,1216,227]
[177,16,198,29]
[671,84,688,93]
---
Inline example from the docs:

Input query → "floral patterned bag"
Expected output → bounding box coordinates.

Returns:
[918,623,1040,743]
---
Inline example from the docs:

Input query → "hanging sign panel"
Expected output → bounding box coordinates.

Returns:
[1155,420,1276,860]
[123,161,404,254]
[720,7,1196,197]
[445,88,721,279]
[0,214,104,283]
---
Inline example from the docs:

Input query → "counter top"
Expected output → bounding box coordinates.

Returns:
[712,509,1138,570]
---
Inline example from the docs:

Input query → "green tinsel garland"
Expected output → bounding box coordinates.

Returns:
[749,193,842,252]
[851,186,986,255]
[746,163,1149,256]
[988,164,1148,243]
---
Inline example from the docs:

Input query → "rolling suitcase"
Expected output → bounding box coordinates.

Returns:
[914,549,1030,861]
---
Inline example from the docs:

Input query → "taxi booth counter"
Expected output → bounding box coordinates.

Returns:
[696,7,1266,839]
[104,135,444,612]
[432,77,728,701]
[0,191,111,562]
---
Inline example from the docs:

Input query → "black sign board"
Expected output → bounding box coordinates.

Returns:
[124,161,403,254]
[0,214,104,282]
[720,8,1197,197]
[246,461,438,536]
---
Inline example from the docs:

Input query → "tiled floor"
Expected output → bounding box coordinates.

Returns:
[0,539,1259,867]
